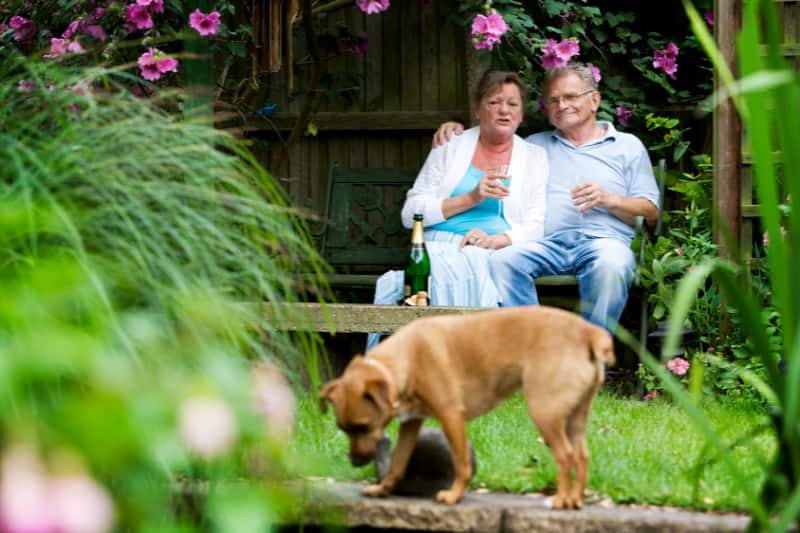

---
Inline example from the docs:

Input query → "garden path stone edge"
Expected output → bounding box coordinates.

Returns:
[288,480,752,532]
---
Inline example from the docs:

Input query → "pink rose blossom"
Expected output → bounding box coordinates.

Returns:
[666,357,690,376]
[189,9,221,37]
[137,48,179,81]
[125,4,153,32]
[356,0,390,15]
[616,104,633,127]
[179,396,238,458]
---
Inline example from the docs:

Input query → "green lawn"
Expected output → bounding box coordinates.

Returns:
[289,391,774,512]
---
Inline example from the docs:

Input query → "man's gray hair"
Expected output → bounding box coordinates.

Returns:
[543,62,599,93]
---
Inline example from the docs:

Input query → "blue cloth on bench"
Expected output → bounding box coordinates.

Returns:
[366,229,501,351]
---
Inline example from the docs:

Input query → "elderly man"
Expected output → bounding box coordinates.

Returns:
[433,62,660,332]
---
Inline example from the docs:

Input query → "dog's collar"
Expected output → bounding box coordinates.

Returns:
[362,357,401,410]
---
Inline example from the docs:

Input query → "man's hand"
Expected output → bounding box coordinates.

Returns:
[572,181,659,227]
[432,122,465,148]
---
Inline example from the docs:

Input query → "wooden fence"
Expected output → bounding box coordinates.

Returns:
[717,0,799,260]
[251,0,479,232]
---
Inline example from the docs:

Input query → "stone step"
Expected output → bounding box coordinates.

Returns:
[287,480,751,532]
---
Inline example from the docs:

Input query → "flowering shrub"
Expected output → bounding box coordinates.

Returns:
[2,1,225,88]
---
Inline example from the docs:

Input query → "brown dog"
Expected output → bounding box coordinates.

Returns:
[319,305,614,508]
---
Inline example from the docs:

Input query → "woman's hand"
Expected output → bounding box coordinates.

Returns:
[460,230,511,250]
[470,174,510,205]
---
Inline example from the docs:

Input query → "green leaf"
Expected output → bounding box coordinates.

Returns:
[227,41,246,58]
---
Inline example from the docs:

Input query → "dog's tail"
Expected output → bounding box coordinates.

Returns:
[589,326,616,383]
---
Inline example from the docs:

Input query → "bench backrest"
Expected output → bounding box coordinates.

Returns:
[320,162,418,270]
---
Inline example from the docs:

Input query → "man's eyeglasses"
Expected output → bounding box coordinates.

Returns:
[544,90,595,106]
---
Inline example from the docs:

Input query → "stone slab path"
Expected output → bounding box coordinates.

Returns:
[290,480,751,532]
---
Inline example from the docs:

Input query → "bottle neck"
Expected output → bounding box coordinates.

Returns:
[411,220,424,244]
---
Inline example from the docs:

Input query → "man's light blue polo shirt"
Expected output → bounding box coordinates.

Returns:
[525,121,660,245]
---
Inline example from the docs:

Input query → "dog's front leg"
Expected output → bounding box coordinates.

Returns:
[362,418,423,498]
[436,408,470,505]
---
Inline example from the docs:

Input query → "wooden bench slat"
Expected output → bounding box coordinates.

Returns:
[267,302,486,333]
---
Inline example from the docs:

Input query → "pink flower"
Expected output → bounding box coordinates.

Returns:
[62,20,80,39]
[137,48,179,81]
[0,445,54,532]
[587,63,601,83]
[643,390,660,401]
[251,364,296,442]
[49,475,115,533]
[704,9,714,27]
[471,11,507,51]
[49,38,69,56]
[616,104,633,127]
[47,38,85,58]
[125,4,153,32]
[137,0,164,13]
[179,396,238,458]
[473,33,501,51]
[189,9,221,37]
[0,446,115,533]
[666,357,690,376]
[9,15,37,43]
[84,25,107,41]
[17,79,35,92]
[471,12,507,37]
[541,38,580,69]
[356,0,390,15]
[653,41,679,79]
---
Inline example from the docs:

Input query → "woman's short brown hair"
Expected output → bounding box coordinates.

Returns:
[471,69,528,112]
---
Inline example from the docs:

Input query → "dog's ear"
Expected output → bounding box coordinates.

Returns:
[318,379,340,413]
[363,377,392,415]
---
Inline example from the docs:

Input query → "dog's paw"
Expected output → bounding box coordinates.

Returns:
[434,489,463,505]
[362,483,391,498]
[552,495,582,510]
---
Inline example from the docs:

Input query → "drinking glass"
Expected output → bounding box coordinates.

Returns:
[570,175,585,231]
[488,164,511,221]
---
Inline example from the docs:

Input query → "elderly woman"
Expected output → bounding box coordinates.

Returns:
[367,69,548,349]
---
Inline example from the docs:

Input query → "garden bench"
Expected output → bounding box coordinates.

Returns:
[286,159,665,345]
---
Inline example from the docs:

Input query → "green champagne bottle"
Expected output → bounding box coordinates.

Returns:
[404,214,431,300]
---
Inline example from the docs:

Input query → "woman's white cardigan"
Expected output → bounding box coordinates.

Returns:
[401,127,549,244]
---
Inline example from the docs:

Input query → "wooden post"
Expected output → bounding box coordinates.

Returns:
[713,0,742,259]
